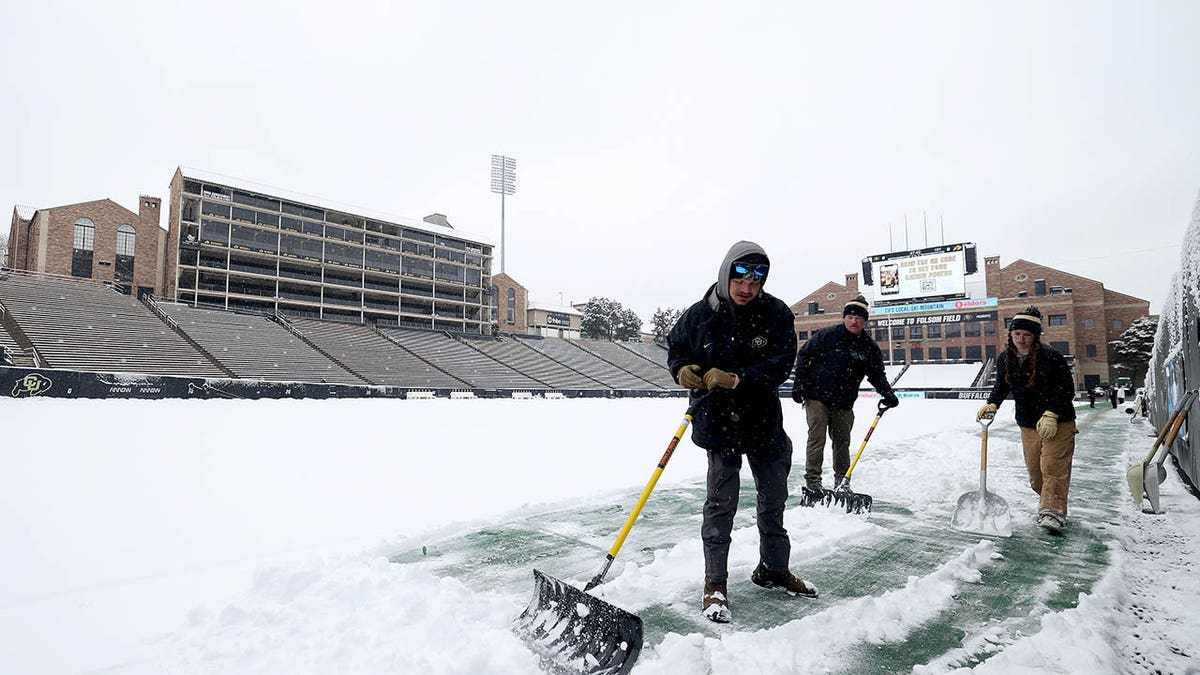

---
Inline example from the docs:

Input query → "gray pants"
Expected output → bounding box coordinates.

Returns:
[702,444,792,582]
[804,399,855,488]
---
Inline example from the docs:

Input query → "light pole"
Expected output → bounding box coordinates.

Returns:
[490,154,516,274]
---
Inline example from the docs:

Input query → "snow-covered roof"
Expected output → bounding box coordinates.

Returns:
[178,166,494,247]
[527,301,582,316]
[14,205,36,221]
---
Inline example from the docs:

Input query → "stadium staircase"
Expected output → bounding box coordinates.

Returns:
[142,297,236,378]
[471,335,609,391]
[972,357,996,388]
[515,336,667,390]
[287,318,468,388]
[573,339,675,389]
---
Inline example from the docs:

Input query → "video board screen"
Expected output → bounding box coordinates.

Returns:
[862,243,973,306]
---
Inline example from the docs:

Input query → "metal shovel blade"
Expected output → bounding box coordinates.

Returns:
[512,569,643,675]
[951,488,1013,538]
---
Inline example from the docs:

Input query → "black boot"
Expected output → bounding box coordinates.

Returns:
[751,563,819,599]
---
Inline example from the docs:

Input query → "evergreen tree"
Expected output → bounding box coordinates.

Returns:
[1109,315,1157,387]
[581,298,642,341]
[650,307,682,344]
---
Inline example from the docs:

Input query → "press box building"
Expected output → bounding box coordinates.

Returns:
[162,168,496,334]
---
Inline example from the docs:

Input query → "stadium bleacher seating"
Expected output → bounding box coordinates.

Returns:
[288,318,468,388]
[468,337,608,390]
[515,336,665,390]
[157,302,364,385]
[382,328,546,390]
[574,339,676,389]
[0,272,224,377]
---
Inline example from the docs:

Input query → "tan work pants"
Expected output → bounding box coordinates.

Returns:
[1018,421,1077,518]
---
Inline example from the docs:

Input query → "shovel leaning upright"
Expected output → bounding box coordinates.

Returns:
[1128,389,1196,513]
[951,414,1012,537]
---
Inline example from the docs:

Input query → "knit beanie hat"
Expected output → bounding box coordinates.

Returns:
[1010,306,1043,336]
[843,295,870,320]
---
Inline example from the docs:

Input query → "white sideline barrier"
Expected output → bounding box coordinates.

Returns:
[406,390,436,399]
[544,392,566,400]
[450,391,476,399]
[511,391,534,399]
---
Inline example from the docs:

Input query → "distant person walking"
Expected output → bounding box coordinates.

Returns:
[791,294,898,494]
[667,240,817,625]
[1109,384,1119,409]
[1087,387,1098,408]
[976,307,1077,533]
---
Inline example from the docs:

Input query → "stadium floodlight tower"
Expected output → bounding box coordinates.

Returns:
[490,154,516,274]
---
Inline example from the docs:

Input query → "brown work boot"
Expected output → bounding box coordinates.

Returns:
[751,562,819,599]
[702,578,732,623]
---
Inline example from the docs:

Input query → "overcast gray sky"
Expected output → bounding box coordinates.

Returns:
[3,1,1197,321]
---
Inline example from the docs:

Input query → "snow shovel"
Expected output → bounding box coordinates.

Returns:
[951,415,1012,537]
[512,395,705,675]
[799,399,889,514]
[1128,389,1196,513]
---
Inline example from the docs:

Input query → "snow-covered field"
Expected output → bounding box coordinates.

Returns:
[1,397,1197,674]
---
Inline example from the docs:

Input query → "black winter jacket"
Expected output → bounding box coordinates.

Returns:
[986,345,1077,428]
[667,285,796,454]
[792,324,892,410]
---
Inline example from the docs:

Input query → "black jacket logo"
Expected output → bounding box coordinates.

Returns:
[752,336,767,349]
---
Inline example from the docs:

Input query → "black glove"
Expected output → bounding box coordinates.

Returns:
[881,392,899,408]
[791,385,806,403]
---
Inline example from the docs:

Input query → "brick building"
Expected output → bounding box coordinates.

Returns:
[7,196,164,297]
[791,255,1152,390]
[489,272,529,334]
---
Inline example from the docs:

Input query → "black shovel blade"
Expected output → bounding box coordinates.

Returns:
[512,569,643,675]
[798,486,872,514]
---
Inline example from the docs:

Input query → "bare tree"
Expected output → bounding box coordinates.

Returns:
[0,232,8,268]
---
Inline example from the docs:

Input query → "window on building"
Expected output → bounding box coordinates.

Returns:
[1050,341,1070,354]
[72,218,95,278]
[964,322,981,337]
[927,324,941,339]
[892,349,905,363]
[506,288,516,324]
[1049,314,1067,327]
[1086,344,1097,357]
[966,345,982,361]
[909,325,922,339]
[115,224,135,283]
[490,285,499,322]
[1085,318,1095,328]
[929,347,942,361]
[910,347,923,362]
[891,326,905,340]
[874,328,888,342]
[946,346,963,360]
[985,344,996,360]
[797,331,809,341]
[983,321,995,336]
[945,323,961,338]
[1113,319,1124,331]
[1034,279,1047,296]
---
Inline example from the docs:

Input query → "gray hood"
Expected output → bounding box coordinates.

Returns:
[714,240,770,304]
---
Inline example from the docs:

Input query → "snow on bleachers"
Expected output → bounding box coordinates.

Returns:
[893,363,985,389]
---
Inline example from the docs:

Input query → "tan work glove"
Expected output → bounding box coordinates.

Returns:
[976,403,997,421]
[1036,411,1059,439]
[677,364,704,390]
[703,368,739,390]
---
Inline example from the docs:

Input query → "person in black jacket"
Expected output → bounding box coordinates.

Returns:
[667,240,817,625]
[976,306,1077,533]
[792,295,898,493]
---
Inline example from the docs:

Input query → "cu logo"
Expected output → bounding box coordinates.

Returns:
[752,336,767,348]
[12,373,53,397]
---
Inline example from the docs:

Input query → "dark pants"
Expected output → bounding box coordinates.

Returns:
[804,399,855,488]
[702,442,792,582]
